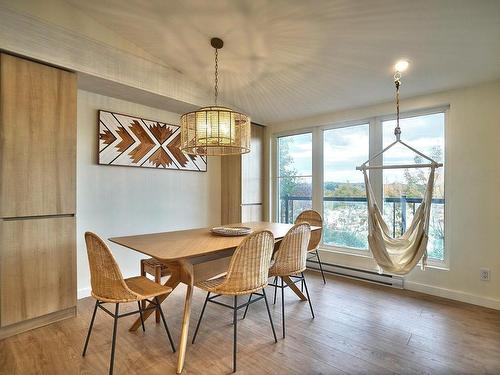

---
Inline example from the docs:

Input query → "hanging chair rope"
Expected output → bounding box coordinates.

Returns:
[394,71,402,141]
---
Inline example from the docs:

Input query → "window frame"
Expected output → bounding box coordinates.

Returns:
[320,120,372,255]
[271,106,449,269]
[272,129,315,224]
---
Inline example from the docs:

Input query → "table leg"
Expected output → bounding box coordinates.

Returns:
[282,276,307,301]
[129,264,181,332]
[176,284,193,374]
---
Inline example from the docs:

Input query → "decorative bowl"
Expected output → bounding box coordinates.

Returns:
[210,226,252,237]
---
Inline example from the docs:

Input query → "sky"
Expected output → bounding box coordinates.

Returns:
[279,112,445,185]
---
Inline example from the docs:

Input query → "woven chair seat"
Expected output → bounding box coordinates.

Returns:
[268,267,304,278]
[196,275,267,296]
[195,276,226,291]
[142,257,169,270]
[142,258,170,276]
[125,276,172,299]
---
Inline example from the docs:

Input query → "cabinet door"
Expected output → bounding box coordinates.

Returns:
[221,124,265,224]
[241,125,264,205]
[221,155,242,225]
[0,217,76,327]
[0,54,76,218]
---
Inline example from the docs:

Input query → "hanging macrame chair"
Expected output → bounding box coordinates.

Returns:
[356,71,443,275]
[362,166,435,275]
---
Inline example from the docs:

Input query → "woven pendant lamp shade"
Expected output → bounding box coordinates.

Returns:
[180,105,251,156]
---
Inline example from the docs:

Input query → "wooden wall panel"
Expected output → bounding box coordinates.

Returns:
[221,124,265,225]
[0,53,76,218]
[221,155,242,225]
[0,217,76,327]
[241,125,264,205]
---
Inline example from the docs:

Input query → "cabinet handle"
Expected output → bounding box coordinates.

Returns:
[2,213,75,221]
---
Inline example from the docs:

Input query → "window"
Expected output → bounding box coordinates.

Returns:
[277,133,312,223]
[274,109,447,264]
[323,124,369,249]
[382,113,445,260]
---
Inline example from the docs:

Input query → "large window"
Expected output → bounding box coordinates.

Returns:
[323,124,369,249]
[382,113,445,260]
[277,133,312,223]
[274,109,447,264]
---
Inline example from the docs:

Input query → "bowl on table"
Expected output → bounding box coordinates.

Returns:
[210,226,252,237]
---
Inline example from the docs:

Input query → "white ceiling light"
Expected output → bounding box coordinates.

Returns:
[394,59,409,72]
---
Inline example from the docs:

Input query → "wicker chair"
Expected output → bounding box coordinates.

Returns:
[295,210,326,284]
[246,223,314,339]
[191,230,277,373]
[82,232,176,375]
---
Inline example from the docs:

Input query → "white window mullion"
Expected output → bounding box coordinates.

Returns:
[369,117,383,207]
[312,127,323,216]
[271,135,279,222]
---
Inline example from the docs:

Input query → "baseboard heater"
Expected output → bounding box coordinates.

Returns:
[307,259,404,289]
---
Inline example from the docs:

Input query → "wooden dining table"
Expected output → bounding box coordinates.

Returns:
[109,221,320,374]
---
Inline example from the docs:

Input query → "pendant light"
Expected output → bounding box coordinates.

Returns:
[180,38,251,156]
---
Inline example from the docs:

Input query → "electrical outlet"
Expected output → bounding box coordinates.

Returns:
[480,268,490,281]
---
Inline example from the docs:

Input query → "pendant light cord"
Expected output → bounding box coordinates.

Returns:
[394,71,401,140]
[214,48,219,105]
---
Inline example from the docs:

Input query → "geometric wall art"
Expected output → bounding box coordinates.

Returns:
[98,110,207,171]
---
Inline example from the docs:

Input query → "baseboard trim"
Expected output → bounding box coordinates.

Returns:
[307,260,500,310]
[0,306,76,340]
[404,281,500,310]
[307,259,404,288]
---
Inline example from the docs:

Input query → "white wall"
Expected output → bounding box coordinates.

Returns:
[77,90,221,298]
[271,80,500,309]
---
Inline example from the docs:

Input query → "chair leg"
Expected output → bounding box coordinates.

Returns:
[316,250,327,284]
[192,292,210,344]
[137,301,146,332]
[273,276,278,305]
[262,289,277,343]
[82,300,99,356]
[155,297,176,353]
[155,267,162,323]
[281,277,285,339]
[302,272,315,319]
[242,293,253,319]
[140,261,146,311]
[233,295,238,373]
[109,303,119,375]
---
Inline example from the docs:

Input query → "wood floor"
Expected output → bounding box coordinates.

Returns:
[1,271,500,375]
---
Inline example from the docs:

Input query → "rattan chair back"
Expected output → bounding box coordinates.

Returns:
[295,210,323,251]
[218,230,275,294]
[84,232,139,302]
[270,223,311,276]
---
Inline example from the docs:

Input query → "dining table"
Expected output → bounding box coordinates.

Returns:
[109,221,320,374]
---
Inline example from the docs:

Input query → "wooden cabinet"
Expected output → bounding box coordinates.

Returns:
[0,54,76,218]
[221,124,265,224]
[0,54,76,338]
[0,217,76,327]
